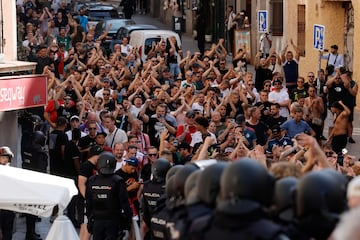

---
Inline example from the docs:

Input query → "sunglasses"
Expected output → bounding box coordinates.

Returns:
[325,151,336,157]
[103,93,110,96]
[308,75,315,78]
[148,153,157,157]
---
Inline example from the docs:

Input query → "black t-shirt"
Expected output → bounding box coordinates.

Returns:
[35,56,52,74]
[79,160,97,179]
[62,141,81,178]
[255,67,273,91]
[290,88,308,102]
[49,129,68,175]
[328,83,346,106]
[104,99,116,112]
[78,135,96,162]
[246,121,269,146]
[255,101,272,122]
[57,105,78,123]
[267,116,287,130]
[115,168,139,199]
[226,100,244,117]
[140,163,151,182]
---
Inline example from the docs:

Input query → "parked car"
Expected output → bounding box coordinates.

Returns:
[115,24,159,41]
[73,3,120,29]
[129,30,182,62]
[95,19,136,40]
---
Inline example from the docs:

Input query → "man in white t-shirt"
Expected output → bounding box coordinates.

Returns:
[268,78,290,118]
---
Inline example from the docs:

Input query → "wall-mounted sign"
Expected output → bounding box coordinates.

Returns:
[0,75,47,111]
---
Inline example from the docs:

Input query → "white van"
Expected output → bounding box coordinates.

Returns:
[129,30,182,62]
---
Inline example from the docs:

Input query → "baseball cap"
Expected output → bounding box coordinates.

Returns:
[163,66,170,72]
[150,94,157,100]
[96,131,107,137]
[125,156,139,167]
[103,78,110,83]
[224,147,234,154]
[70,115,80,122]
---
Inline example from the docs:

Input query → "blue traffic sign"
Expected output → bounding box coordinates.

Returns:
[258,10,268,33]
[313,24,325,51]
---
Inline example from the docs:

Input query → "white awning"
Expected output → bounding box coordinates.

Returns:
[0,165,77,217]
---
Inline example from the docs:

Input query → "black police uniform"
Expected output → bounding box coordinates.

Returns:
[0,210,15,240]
[150,196,172,240]
[203,209,286,240]
[86,174,132,240]
[200,159,288,240]
[21,132,47,240]
[22,143,48,173]
[142,180,165,231]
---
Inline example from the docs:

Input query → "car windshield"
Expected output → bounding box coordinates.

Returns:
[107,20,135,32]
[89,10,118,19]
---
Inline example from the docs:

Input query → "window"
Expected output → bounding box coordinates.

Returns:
[271,0,283,36]
[298,5,306,56]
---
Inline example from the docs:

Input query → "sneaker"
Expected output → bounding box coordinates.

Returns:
[349,137,356,143]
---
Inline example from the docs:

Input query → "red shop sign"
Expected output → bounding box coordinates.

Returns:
[0,75,47,111]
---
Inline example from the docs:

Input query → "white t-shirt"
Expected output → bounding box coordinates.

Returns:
[190,131,217,147]
[105,127,128,148]
[268,90,290,118]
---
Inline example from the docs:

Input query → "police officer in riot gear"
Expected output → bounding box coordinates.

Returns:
[165,164,199,240]
[22,131,48,172]
[0,146,16,240]
[21,130,47,240]
[86,152,132,240]
[295,169,348,240]
[188,162,227,239]
[271,177,303,239]
[142,158,171,239]
[150,165,184,239]
[202,158,288,240]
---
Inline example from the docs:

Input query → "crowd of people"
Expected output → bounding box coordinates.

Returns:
[0,0,359,239]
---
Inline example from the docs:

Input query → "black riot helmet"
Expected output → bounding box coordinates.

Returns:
[184,170,202,205]
[218,158,275,214]
[166,176,176,200]
[295,169,347,239]
[166,164,184,181]
[173,164,199,199]
[97,152,116,175]
[273,176,298,223]
[33,131,46,147]
[296,169,347,218]
[197,162,227,208]
[152,158,171,183]
[32,115,42,131]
